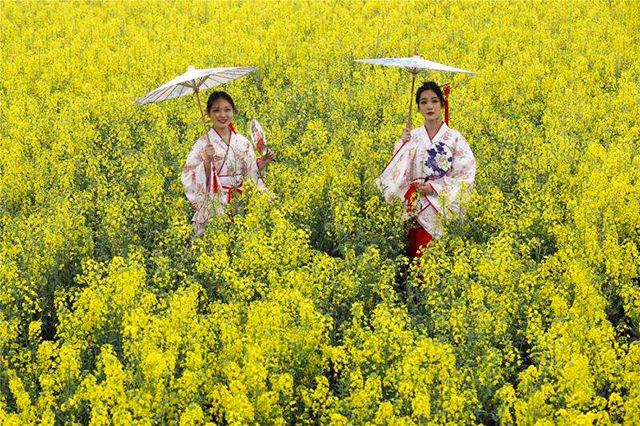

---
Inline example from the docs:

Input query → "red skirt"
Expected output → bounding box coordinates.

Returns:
[407,226,432,258]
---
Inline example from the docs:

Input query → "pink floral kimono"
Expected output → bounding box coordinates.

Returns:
[181,126,266,235]
[376,123,476,243]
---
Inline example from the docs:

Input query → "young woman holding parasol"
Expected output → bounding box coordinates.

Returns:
[181,91,275,237]
[357,54,476,257]
[376,81,476,257]
[136,66,275,238]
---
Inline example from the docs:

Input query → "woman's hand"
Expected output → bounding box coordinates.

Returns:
[204,144,215,163]
[400,126,412,144]
[257,148,276,171]
[417,183,434,197]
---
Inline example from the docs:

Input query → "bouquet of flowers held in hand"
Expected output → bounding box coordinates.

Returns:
[424,142,453,181]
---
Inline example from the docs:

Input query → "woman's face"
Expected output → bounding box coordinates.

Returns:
[208,98,234,130]
[418,90,442,123]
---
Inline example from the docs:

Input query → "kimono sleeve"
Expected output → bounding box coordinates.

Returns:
[376,139,418,203]
[427,134,476,215]
[181,138,211,211]
[241,138,267,190]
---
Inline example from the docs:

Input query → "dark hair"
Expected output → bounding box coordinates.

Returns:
[415,81,445,107]
[206,91,237,113]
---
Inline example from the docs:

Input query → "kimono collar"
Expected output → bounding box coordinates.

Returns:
[421,122,449,145]
[209,125,236,146]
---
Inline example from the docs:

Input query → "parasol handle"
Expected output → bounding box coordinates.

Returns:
[194,89,212,145]
[443,84,450,125]
[407,73,417,129]
[192,88,216,231]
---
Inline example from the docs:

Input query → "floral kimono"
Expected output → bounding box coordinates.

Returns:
[376,122,476,243]
[181,126,266,234]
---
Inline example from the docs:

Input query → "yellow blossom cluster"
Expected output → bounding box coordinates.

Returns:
[1,0,639,423]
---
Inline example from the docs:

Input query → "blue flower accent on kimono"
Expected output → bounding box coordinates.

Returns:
[424,142,453,180]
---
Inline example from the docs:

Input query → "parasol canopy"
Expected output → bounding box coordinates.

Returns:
[355,55,475,76]
[135,66,257,105]
[135,65,257,144]
[356,54,475,126]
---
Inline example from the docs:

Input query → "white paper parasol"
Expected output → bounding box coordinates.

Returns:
[135,65,257,144]
[356,54,475,126]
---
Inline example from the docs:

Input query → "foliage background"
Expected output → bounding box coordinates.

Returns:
[1,0,639,424]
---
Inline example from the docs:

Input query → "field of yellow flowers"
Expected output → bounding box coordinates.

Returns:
[1,0,639,424]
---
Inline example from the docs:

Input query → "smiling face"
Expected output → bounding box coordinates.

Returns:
[418,89,443,124]
[208,98,234,131]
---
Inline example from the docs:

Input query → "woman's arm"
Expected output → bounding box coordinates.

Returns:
[376,128,419,204]
[241,138,267,190]
[181,138,211,210]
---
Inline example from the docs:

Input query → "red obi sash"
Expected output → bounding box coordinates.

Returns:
[221,184,243,203]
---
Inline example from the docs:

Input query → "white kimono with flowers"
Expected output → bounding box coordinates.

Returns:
[181,127,266,229]
[376,123,476,238]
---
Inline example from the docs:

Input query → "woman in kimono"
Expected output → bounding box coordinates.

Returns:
[181,91,275,237]
[376,81,476,257]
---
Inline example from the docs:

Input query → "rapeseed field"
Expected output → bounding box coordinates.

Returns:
[1,0,639,423]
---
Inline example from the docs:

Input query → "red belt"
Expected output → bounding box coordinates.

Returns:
[221,185,243,203]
